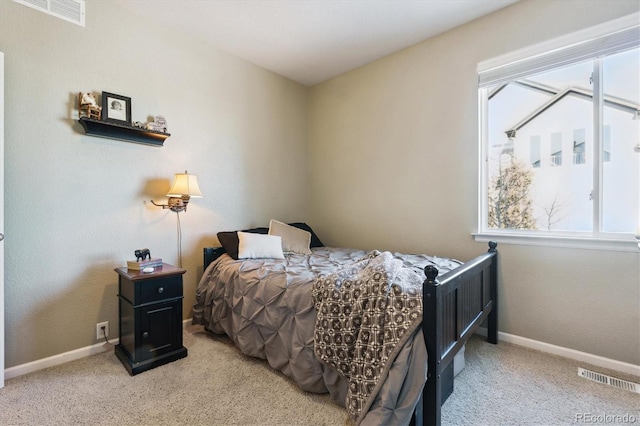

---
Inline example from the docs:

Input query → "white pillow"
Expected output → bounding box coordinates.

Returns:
[268,219,312,254]
[237,232,285,259]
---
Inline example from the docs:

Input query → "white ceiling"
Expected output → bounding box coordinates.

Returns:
[116,0,519,86]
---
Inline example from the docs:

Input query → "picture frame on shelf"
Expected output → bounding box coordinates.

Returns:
[102,91,131,125]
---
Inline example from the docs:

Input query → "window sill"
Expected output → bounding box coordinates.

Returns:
[473,231,640,252]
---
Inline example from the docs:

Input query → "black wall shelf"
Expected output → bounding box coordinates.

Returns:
[78,117,170,146]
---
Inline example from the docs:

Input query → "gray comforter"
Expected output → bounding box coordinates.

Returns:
[192,247,461,425]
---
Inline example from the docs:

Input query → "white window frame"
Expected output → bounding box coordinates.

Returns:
[475,13,640,252]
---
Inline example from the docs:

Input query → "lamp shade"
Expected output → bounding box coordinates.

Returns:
[166,171,203,198]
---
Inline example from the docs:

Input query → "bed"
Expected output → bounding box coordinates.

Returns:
[192,222,498,426]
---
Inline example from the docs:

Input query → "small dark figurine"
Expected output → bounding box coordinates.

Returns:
[135,248,151,262]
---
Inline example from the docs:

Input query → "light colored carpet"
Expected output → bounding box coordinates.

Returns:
[0,325,638,425]
[443,336,639,425]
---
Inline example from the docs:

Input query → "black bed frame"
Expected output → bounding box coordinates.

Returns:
[415,241,498,425]
[202,242,498,426]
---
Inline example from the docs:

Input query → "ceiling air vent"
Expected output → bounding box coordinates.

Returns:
[14,0,85,27]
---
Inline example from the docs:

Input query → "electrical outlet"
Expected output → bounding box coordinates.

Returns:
[96,321,109,340]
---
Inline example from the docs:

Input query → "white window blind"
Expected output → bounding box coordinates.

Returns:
[478,19,640,88]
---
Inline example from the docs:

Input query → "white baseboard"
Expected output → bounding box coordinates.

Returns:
[4,318,196,380]
[5,319,197,380]
[476,328,640,377]
[5,322,638,380]
[5,338,119,380]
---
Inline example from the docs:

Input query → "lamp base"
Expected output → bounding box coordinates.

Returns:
[168,195,190,213]
[168,197,184,212]
[150,195,190,213]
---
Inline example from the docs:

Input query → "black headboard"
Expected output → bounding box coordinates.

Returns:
[203,247,227,270]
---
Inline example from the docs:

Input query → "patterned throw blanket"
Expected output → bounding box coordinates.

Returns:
[312,251,424,425]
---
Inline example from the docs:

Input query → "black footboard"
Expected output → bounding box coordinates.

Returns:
[415,241,498,426]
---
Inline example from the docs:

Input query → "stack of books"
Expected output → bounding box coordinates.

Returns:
[127,258,163,270]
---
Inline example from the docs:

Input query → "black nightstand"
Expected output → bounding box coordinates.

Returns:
[114,263,187,375]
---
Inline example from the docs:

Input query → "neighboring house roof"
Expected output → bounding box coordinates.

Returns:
[493,79,640,138]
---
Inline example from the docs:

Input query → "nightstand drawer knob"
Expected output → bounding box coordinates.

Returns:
[142,332,149,339]
[158,287,164,294]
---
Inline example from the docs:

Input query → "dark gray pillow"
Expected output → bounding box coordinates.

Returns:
[288,223,324,248]
[217,227,268,260]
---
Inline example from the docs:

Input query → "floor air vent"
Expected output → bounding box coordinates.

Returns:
[14,0,85,27]
[578,368,640,393]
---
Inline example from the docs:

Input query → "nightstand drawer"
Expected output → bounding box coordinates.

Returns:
[117,265,186,305]
[136,275,182,304]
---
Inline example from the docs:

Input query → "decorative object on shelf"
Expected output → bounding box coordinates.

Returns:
[78,92,102,120]
[134,248,151,261]
[151,171,203,213]
[102,91,131,125]
[146,115,167,132]
[78,117,170,146]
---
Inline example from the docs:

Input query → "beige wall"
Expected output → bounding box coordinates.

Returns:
[0,1,308,367]
[309,0,640,365]
[1,0,638,370]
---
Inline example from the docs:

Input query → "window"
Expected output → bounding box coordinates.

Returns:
[573,129,586,165]
[530,135,541,168]
[551,132,563,166]
[603,125,611,162]
[477,16,639,250]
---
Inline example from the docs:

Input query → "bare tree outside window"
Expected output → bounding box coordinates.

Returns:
[541,195,570,231]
